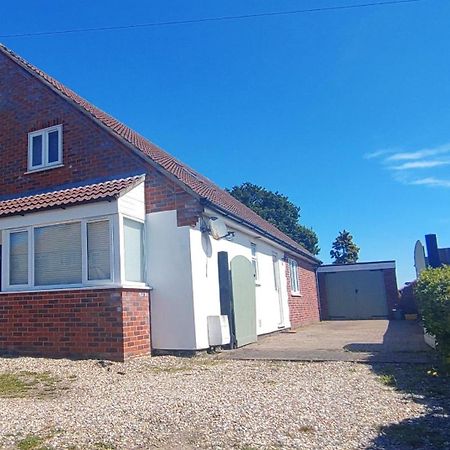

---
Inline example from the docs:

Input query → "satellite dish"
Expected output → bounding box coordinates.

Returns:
[209,218,229,240]
[414,240,427,277]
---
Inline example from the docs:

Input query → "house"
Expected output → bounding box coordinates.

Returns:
[317,261,399,320]
[0,45,321,361]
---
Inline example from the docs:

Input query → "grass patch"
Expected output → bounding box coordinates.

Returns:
[0,371,64,398]
[148,357,223,374]
[16,434,46,450]
[378,373,396,387]
[94,443,116,450]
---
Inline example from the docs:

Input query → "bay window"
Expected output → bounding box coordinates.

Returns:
[4,217,114,289]
[2,213,147,291]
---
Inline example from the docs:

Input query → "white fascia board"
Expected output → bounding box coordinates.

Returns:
[318,261,396,273]
[203,207,305,259]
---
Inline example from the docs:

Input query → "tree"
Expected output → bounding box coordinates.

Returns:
[330,230,360,264]
[227,182,319,255]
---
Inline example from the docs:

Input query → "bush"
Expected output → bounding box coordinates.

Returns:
[415,266,450,369]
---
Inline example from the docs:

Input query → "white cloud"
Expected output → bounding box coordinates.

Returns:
[386,144,450,162]
[409,177,450,188]
[365,142,450,189]
[391,159,450,170]
[364,149,394,160]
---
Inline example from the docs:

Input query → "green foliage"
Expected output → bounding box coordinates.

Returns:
[415,266,450,369]
[330,230,360,264]
[227,182,319,255]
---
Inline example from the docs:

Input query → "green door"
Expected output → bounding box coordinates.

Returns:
[230,255,257,347]
[325,270,388,319]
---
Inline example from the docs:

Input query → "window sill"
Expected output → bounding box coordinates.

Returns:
[0,284,152,295]
[25,163,64,174]
[291,292,302,297]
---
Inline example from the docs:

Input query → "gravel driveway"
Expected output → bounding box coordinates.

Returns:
[0,355,434,449]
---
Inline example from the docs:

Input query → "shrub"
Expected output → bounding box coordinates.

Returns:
[415,266,450,369]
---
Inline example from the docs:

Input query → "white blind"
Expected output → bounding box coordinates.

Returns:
[87,220,111,281]
[34,222,82,286]
[10,231,28,285]
[124,218,144,282]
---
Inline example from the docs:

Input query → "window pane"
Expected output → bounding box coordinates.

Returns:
[31,135,43,167]
[88,221,111,281]
[48,130,60,163]
[289,259,299,292]
[34,222,82,286]
[124,218,144,282]
[10,231,28,285]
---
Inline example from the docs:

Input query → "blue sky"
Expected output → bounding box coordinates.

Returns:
[1,0,449,285]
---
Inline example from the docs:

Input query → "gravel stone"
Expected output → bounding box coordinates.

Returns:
[0,355,427,449]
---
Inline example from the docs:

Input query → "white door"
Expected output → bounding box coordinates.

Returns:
[272,252,285,327]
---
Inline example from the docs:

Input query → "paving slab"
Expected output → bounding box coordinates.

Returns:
[221,320,435,363]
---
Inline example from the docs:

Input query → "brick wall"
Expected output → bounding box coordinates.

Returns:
[0,288,150,361]
[383,268,399,319]
[285,257,321,327]
[0,51,203,227]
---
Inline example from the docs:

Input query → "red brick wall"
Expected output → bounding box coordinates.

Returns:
[0,288,150,361]
[122,290,151,358]
[0,51,203,227]
[383,268,399,319]
[317,273,329,320]
[285,257,321,327]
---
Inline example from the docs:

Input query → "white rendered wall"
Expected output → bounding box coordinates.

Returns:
[118,182,145,221]
[146,210,197,350]
[189,216,291,350]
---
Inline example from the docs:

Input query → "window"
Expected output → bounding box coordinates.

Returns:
[87,220,111,281]
[272,252,280,291]
[9,231,29,285]
[4,217,114,289]
[288,258,300,294]
[250,242,259,283]
[28,125,62,171]
[34,222,82,286]
[124,218,145,283]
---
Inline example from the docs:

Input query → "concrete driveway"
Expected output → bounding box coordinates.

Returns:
[222,320,434,363]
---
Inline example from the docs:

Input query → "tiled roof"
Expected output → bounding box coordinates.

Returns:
[0,176,144,218]
[0,45,318,262]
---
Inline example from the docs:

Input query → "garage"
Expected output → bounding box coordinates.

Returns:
[317,261,398,320]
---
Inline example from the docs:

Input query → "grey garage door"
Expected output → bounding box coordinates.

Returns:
[325,270,389,319]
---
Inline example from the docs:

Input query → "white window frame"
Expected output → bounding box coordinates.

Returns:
[2,216,115,291]
[27,124,63,172]
[120,214,147,288]
[288,258,301,295]
[250,242,260,285]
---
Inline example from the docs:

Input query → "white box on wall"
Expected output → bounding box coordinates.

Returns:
[207,315,231,346]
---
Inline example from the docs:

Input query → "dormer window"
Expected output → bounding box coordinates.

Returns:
[28,125,63,171]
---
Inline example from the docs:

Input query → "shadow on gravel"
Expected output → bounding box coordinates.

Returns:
[363,321,450,450]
